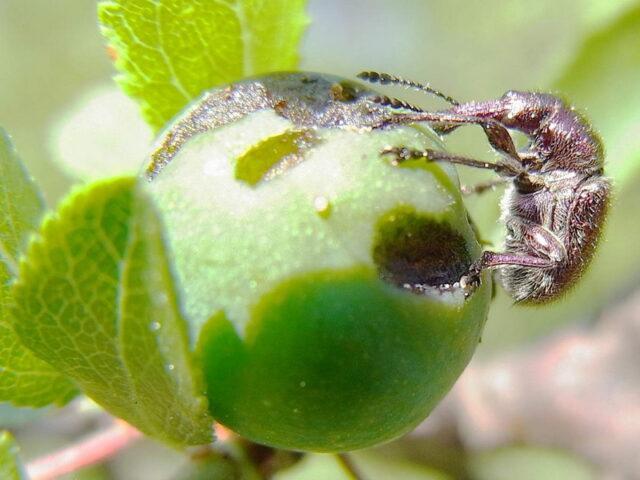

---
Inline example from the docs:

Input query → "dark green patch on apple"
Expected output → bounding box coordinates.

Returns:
[198,267,487,452]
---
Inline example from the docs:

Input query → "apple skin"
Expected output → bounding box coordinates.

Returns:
[144,72,491,452]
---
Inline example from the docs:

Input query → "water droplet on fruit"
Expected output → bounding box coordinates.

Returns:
[313,195,332,219]
[314,196,328,211]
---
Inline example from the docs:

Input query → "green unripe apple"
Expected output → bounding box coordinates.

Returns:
[143,72,491,452]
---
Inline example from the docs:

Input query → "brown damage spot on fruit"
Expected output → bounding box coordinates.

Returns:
[145,72,405,180]
[372,206,471,294]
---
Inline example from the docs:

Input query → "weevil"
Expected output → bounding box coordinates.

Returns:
[359,71,610,303]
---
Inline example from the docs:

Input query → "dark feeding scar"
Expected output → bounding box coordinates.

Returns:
[372,206,472,296]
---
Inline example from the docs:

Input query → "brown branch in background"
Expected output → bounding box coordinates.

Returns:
[412,289,640,479]
[26,420,142,480]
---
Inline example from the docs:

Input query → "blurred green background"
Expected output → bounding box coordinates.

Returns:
[1,1,639,478]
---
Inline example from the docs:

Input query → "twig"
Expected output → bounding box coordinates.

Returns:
[336,453,366,480]
[26,420,142,480]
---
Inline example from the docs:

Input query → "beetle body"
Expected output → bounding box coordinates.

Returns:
[462,91,610,302]
[359,72,610,303]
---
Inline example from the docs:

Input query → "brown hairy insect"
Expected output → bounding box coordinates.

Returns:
[358,71,610,303]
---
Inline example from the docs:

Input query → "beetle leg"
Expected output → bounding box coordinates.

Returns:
[471,251,555,271]
[460,178,509,196]
[462,221,566,296]
[383,111,522,166]
[382,146,522,177]
[460,250,555,296]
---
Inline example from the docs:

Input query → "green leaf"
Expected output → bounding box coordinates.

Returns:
[98,0,310,131]
[0,432,25,480]
[0,312,77,407]
[0,128,45,272]
[351,452,452,480]
[274,454,451,480]
[11,177,213,447]
[273,454,354,480]
[554,4,640,188]
[468,446,596,480]
[0,127,77,407]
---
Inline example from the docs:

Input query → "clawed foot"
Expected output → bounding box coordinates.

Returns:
[458,265,482,298]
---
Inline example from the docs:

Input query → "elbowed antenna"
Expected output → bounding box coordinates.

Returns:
[371,94,424,112]
[357,71,460,106]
